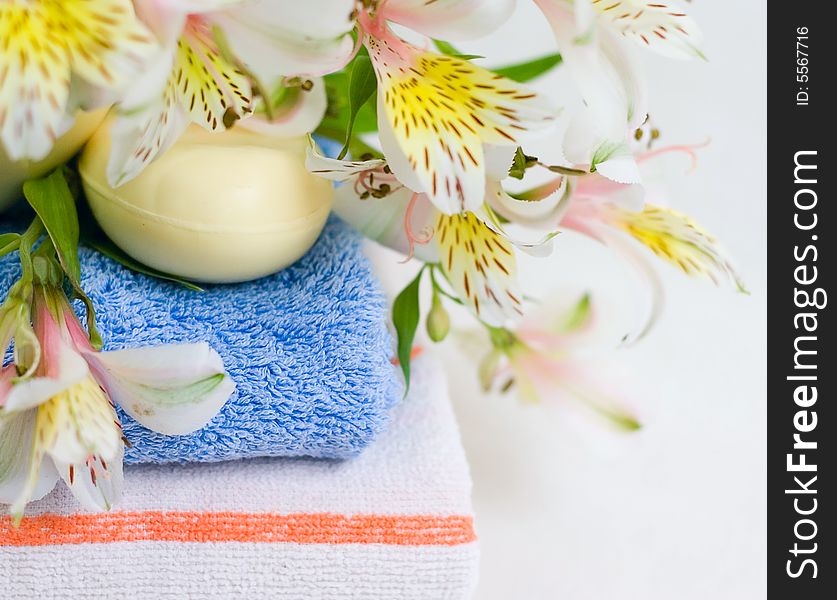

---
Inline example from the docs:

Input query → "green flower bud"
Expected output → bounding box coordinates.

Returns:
[426,293,450,342]
[478,349,502,392]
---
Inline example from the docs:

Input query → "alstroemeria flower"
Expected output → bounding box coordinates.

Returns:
[0,0,157,161]
[479,294,641,430]
[534,0,703,179]
[555,144,746,339]
[0,282,234,521]
[356,4,559,215]
[106,0,356,185]
[309,145,526,326]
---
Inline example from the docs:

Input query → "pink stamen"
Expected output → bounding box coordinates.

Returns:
[401,192,434,263]
[637,140,710,172]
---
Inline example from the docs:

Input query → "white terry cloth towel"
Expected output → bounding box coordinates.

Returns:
[1,356,478,600]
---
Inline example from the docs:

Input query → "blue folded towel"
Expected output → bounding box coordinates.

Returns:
[1,215,400,463]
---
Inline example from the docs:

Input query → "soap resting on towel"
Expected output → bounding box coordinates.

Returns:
[2,358,479,600]
[0,215,400,462]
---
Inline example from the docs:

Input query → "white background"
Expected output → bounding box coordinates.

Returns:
[367,1,766,598]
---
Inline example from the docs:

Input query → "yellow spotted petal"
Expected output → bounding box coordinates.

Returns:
[35,377,123,466]
[175,19,253,133]
[367,33,557,214]
[108,18,254,185]
[9,377,120,518]
[588,0,704,59]
[0,5,70,160]
[437,212,523,326]
[0,0,155,160]
[611,204,746,291]
[58,0,157,88]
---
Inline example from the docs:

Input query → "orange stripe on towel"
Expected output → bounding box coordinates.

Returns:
[0,512,476,548]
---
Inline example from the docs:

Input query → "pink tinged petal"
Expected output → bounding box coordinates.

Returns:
[573,171,646,212]
[2,343,90,413]
[54,450,124,513]
[87,343,235,435]
[210,0,356,80]
[549,359,642,430]
[0,365,14,407]
[383,0,516,41]
[1,412,60,519]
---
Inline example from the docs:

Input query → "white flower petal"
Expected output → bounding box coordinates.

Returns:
[486,177,570,227]
[211,0,356,80]
[2,343,89,413]
[106,98,191,187]
[475,199,559,258]
[538,1,646,165]
[54,451,124,513]
[87,343,235,436]
[383,0,516,41]
[593,145,642,185]
[589,0,705,60]
[0,411,60,507]
[484,144,517,181]
[243,78,328,137]
[305,140,386,182]
[43,378,124,467]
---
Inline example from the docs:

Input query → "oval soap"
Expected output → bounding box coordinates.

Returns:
[0,109,107,213]
[79,121,334,283]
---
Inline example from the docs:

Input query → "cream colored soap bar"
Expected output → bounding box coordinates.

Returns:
[0,110,107,213]
[79,121,334,283]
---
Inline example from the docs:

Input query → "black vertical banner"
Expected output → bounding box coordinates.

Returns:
[768,3,834,597]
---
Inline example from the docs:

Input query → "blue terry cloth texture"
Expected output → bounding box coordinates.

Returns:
[0,215,401,463]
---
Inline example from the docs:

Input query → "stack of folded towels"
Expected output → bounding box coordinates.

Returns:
[0,217,478,599]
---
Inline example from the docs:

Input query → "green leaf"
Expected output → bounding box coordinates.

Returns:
[338,54,378,160]
[22,169,81,283]
[546,164,589,176]
[508,147,538,180]
[560,293,592,333]
[318,71,378,138]
[432,39,483,60]
[85,236,204,292]
[0,233,20,258]
[392,268,424,392]
[493,52,563,83]
[23,170,103,349]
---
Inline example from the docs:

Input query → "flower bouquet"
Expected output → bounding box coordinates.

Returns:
[1,0,744,535]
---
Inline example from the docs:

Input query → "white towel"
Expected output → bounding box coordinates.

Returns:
[1,357,478,599]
